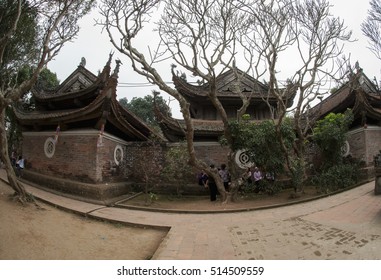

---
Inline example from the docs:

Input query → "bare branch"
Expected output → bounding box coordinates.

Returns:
[362,0,381,59]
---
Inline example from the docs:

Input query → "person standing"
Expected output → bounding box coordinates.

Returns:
[218,163,230,191]
[206,164,218,201]
[11,151,16,166]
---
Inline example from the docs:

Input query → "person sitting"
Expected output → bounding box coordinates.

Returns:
[253,167,262,193]
[244,167,252,185]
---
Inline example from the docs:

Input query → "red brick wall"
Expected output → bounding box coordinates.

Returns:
[22,131,235,185]
[124,142,165,182]
[194,142,230,166]
[22,131,99,183]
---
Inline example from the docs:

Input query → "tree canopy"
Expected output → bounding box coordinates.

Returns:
[227,118,295,175]
[0,0,95,203]
[313,110,354,168]
[362,0,381,60]
[119,93,172,128]
[98,0,353,200]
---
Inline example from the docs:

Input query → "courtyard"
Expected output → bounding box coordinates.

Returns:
[1,168,381,260]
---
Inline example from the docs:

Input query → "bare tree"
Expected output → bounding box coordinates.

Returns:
[362,0,381,60]
[98,0,352,200]
[0,0,95,203]
[238,0,352,189]
[98,0,251,202]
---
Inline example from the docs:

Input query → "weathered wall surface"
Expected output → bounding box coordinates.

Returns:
[22,131,232,187]
[348,126,381,166]
[23,131,99,183]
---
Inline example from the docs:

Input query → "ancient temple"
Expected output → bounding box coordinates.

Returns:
[14,55,162,203]
[310,66,381,168]
[157,68,295,142]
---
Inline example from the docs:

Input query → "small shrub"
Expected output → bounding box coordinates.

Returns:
[312,163,359,193]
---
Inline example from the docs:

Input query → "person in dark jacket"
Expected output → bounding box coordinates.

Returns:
[206,164,218,201]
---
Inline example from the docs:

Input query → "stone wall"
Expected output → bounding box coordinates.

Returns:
[347,128,366,163]
[364,126,381,164]
[347,126,381,166]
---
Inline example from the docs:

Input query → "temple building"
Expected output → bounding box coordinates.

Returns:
[155,69,296,169]
[14,55,163,203]
[14,63,298,202]
[17,57,380,203]
[310,66,381,171]
[157,69,295,142]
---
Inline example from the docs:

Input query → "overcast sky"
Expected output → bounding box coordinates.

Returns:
[48,0,380,118]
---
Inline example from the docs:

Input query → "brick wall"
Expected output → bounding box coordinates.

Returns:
[22,131,238,186]
[124,142,166,182]
[23,131,99,183]
[193,142,230,167]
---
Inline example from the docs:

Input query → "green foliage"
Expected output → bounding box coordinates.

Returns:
[0,1,39,88]
[241,179,282,196]
[313,110,354,168]
[290,158,304,191]
[161,142,194,194]
[37,68,60,90]
[311,110,358,192]
[5,67,59,154]
[147,192,158,204]
[119,93,171,128]
[312,163,360,193]
[227,118,295,175]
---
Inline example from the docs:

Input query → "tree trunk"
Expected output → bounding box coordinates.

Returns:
[0,108,28,202]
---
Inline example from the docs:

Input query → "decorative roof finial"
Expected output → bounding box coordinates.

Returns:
[112,59,122,77]
[107,51,114,66]
[79,57,86,67]
[355,61,362,73]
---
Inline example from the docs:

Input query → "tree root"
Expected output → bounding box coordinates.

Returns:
[9,192,45,210]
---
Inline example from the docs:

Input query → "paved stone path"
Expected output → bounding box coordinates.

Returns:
[1,169,381,259]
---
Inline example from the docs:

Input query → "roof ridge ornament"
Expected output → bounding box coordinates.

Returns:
[107,51,114,66]
[79,57,86,67]
[112,59,122,78]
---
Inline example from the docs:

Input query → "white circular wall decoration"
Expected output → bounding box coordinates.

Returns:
[114,145,124,166]
[44,137,56,158]
[235,149,253,169]
[341,140,350,157]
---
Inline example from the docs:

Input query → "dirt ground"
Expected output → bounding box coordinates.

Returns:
[0,180,167,260]
[120,185,321,211]
[0,177,325,260]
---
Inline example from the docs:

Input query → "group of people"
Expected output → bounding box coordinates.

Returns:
[198,163,231,201]
[243,166,275,193]
[199,164,275,201]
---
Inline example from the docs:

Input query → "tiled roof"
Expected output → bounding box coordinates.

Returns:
[14,58,160,142]
[309,70,381,122]
[172,68,295,106]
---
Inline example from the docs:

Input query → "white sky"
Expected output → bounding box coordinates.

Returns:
[48,0,380,119]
